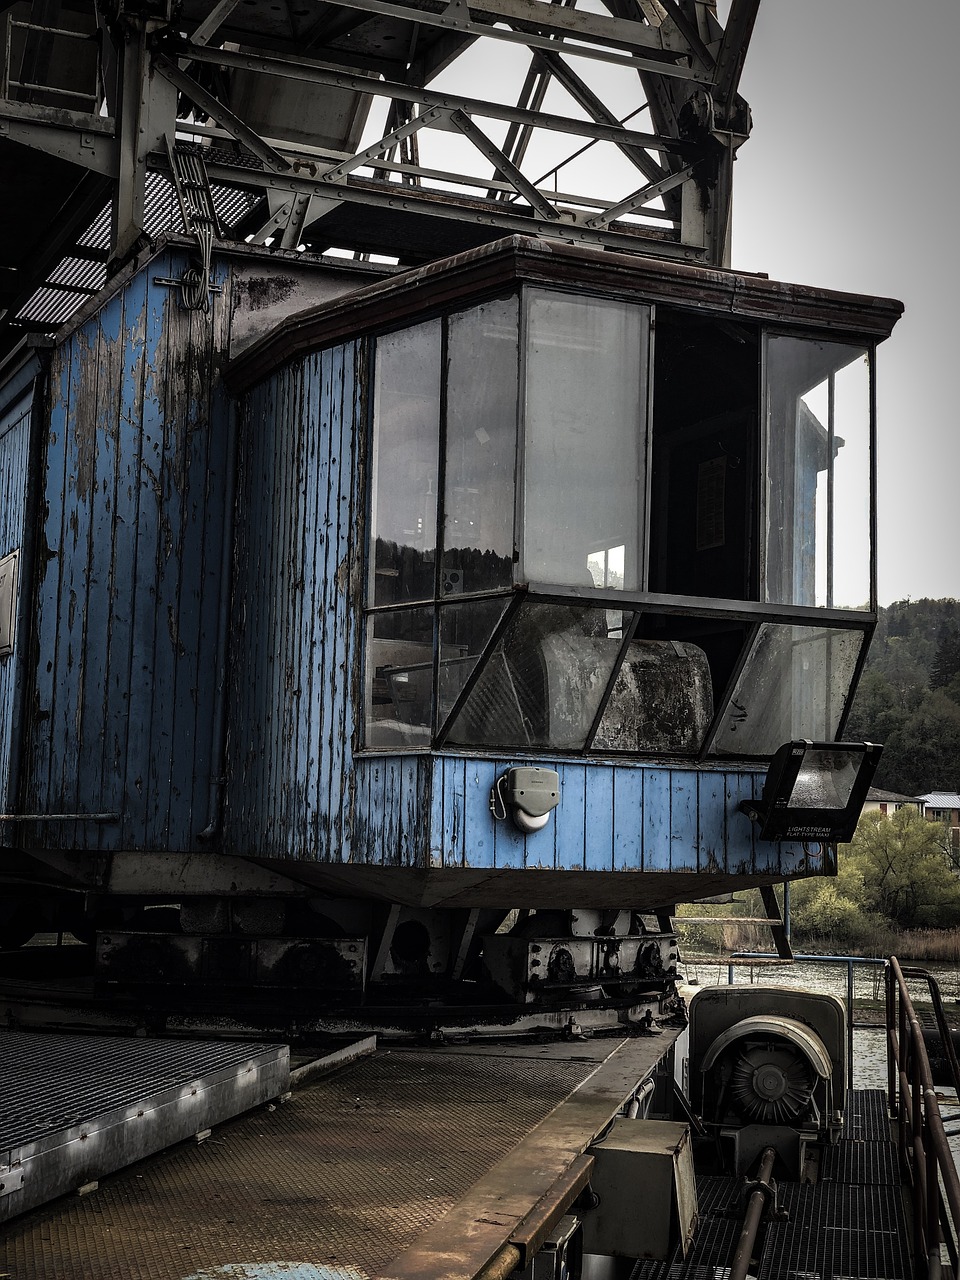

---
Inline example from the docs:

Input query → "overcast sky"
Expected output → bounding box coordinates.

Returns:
[730,0,960,606]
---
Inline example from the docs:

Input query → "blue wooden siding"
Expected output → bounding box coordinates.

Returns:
[347,755,817,878]
[21,250,232,852]
[0,378,34,818]
[223,342,364,859]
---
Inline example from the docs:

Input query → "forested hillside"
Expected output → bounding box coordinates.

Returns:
[845,598,960,795]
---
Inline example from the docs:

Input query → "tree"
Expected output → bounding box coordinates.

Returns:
[931,622,960,690]
[881,691,960,796]
[842,808,960,929]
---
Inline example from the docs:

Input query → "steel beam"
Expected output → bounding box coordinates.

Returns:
[0,113,117,174]
[712,0,761,118]
[154,55,290,173]
[446,108,561,220]
[532,48,666,182]
[176,41,700,158]
[323,0,700,61]
[583,162,692,227]
[200,155,697,258]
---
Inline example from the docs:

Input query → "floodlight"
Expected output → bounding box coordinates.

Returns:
[740,741,882,843]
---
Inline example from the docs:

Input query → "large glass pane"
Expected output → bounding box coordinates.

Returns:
[437,597,512,728]
[523,292,647,591]
[364,607,434,747]
[764,338,872,608]
[445,601,629,749]
[594,637,713,754]
[369,321,441,606]
[443,297,519,594]
[712,623,865,756]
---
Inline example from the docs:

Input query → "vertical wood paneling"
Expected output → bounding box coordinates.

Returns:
[670,771,697,871]
[22,249,232,852]
[0,387,33,816]
[585,767,613,871]
[108,265,149,846]
[316,347,341,857]
[611,768,643,871]
[553,764,586,871]
[696,770,727,873]
[29,342,72,840]
[641,770,671,871]
[420,757,804,884]
[224,338,370,864]
[431,751,455,867]
[728,771,757,874]
[165,263,231,846]
[84,290,122,848]
[292,352,316,852]
[330,344,360,860]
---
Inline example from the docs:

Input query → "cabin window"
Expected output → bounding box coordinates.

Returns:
[368,319,441,608]
[712,623,865,756]
[442,298,519,595]
[648,311,759,601]
[363,287,877,759]
[764,338,872,609]
[522,292,647,591]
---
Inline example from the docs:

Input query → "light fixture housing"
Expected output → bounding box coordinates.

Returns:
[740,740,882,843]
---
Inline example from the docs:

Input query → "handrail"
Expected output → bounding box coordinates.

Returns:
[887,956,960,1280]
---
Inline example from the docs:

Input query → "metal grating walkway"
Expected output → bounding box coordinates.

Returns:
[842,1088,893,1142]
[760,1183,911,1280]
[633,1090,910,1280]
[0,1030,289,1225]
[631,1177,744,1280]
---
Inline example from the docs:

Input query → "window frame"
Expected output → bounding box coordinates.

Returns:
[360,293,880,761]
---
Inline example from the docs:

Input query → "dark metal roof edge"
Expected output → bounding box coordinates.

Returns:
[224,234,905,394]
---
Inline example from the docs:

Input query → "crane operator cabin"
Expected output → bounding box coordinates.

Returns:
[0,0,900,1023]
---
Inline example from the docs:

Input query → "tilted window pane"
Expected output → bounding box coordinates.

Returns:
[437,597,512,728]
[369,321,441,606]
[712,623,865,756]
[445,601,630,750]
[523,292,647,591]
[364,607,434,748]
[764,338,872,609]
[443,297,519,594]
[594,638,714,754]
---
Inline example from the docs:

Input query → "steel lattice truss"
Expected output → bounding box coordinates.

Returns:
[0,0,759,343]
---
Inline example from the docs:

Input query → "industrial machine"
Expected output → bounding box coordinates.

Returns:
[688,983,847,1177]
[0,0,901,1032]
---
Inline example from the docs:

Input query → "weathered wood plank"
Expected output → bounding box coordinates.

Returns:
[641,769,671,871]
[83,289,123,848]
[0,387,33,817]
[670,769,697,871]
[611,765,643,871]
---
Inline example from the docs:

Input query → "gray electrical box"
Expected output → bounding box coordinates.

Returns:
[581,1118,697,1260]
[0,549,18,658]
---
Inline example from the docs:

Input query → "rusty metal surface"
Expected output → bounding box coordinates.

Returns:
[0,1043,601,1280]
[380,1028,683,1280]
